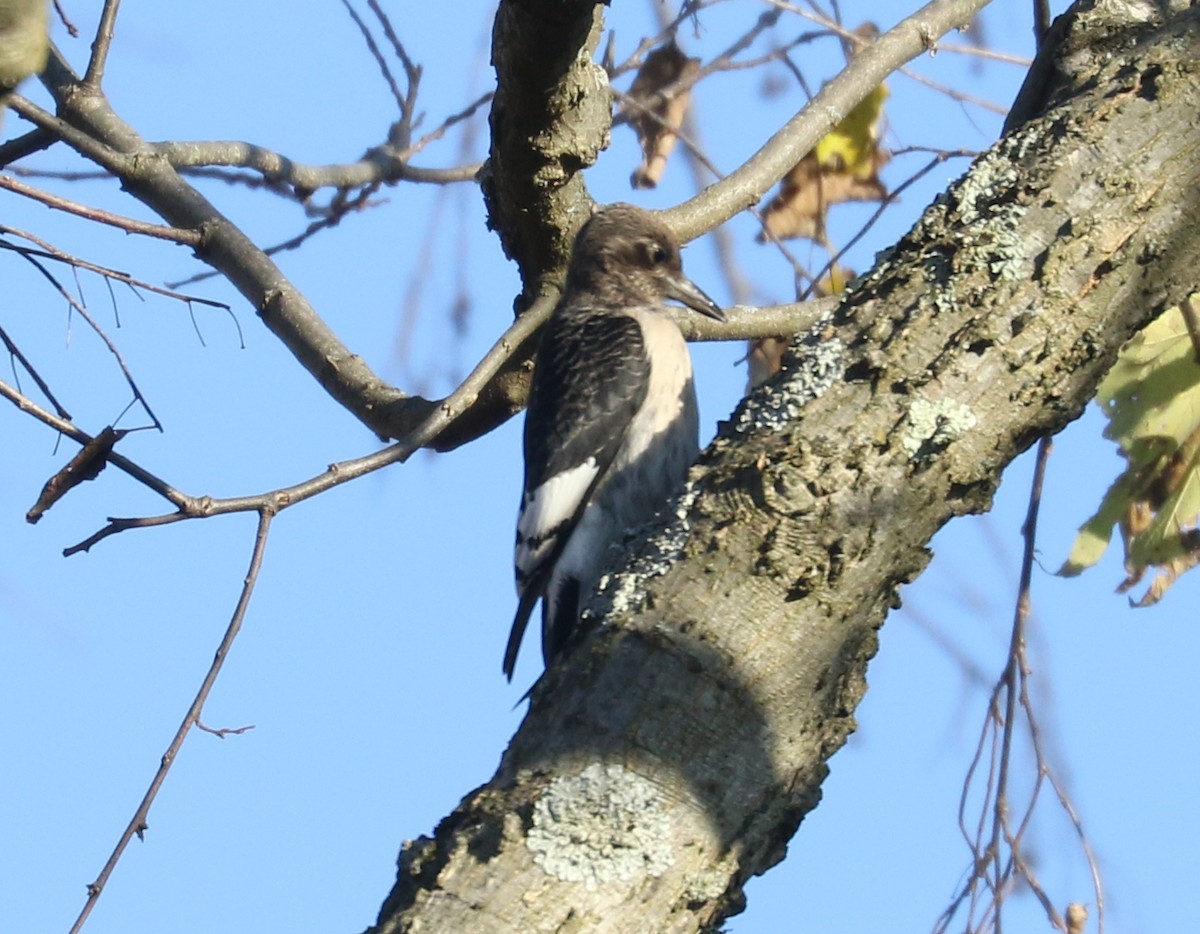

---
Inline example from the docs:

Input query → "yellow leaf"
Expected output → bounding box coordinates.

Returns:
[757,28,889,246]
[814,83,890,179]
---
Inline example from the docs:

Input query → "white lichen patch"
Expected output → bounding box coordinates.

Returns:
[682,867,729,904]
[527,762,675,891]
[733,335,846,434]
[953,141,1033,283]
[901,397,977,460]
[591,481,699,619]
[956,149,1020,226]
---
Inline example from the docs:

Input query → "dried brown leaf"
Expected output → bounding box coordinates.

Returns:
[757,155,887,242]
[26,426,125,524]
[627,43,700,189]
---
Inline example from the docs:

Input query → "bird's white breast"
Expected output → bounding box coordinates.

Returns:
[616,307,697,476]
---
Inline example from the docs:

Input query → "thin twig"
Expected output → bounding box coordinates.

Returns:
[166,184,384,288]
[13,248,164,431]
[58,287,556,552]
[936,437,1102,933]
[0,324,71,419]
[366,0,421,114]
[0,174,202,245]
[402,91,491,160]
[68,511,274,934]
[51,0,79,37]
[663,0,997,240]
[985,441,1048,934]
[806,149,977,300]
[0,380,185,505]
[935,41,1033,66]
[84,0,123,88]
[1026,679,1107,931]
[900,64,1010,116]
[612,8,797,135]
[0,226,228,308]
[339,0,409,114]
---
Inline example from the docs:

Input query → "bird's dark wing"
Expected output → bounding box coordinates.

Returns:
[504,309,650,679]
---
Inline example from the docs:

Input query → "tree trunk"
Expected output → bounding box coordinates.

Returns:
[371,3,1200,931]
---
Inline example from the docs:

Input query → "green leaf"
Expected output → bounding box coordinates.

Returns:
[1061,300,1200,604]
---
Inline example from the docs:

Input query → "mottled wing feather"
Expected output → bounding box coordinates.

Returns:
[504,309,650,679]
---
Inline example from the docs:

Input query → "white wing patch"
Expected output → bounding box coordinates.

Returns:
[515,458,599,592]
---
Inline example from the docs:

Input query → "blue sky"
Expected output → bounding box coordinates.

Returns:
[2,2,1196,932]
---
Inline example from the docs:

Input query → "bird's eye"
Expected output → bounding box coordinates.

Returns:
[645,242,669,266]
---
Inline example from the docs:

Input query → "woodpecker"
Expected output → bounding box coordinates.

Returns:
[505,203,725,681]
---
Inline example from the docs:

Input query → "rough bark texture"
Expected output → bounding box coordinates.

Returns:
[371,3,1200,932]
[481,0,610,309]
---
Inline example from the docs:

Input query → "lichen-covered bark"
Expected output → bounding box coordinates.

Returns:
[438,0,615,453]
[370,4,1200,932]
[481,0,610,310]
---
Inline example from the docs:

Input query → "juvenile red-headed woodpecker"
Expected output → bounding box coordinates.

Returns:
[504,203,725,680]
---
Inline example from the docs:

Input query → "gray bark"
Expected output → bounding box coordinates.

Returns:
[371,2,1200,932]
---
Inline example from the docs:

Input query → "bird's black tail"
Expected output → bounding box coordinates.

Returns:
[503,592,539,681]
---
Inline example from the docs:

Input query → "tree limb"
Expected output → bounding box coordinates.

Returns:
[662,0,995,239]
[372,5,1200,930]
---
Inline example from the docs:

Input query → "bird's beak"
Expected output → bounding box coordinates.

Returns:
[665,274,726,322]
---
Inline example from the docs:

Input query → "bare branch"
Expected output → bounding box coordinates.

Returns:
[68,511,274,934]
[51,291,830,550]
[935,41,1032,65]
[611,9,798,138]
[152,138,481,189]
[166,184,385,288]
[339,0,410,115]
[31,50,421,438]
[405,91,491,160]
[50,1,79,38]
[0,224,228,307]
[0,322,70,418]
[938,438,1106,933]
[0,379,186,506]
[900,64,1009,115]
[0,173,202,245]
[83,0,122,88]
[662,0,995,241]
[0,125,56,165]
[58,285,558,552]
[12,245,164,430]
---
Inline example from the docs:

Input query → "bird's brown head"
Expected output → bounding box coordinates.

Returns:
[564,203,725,321]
